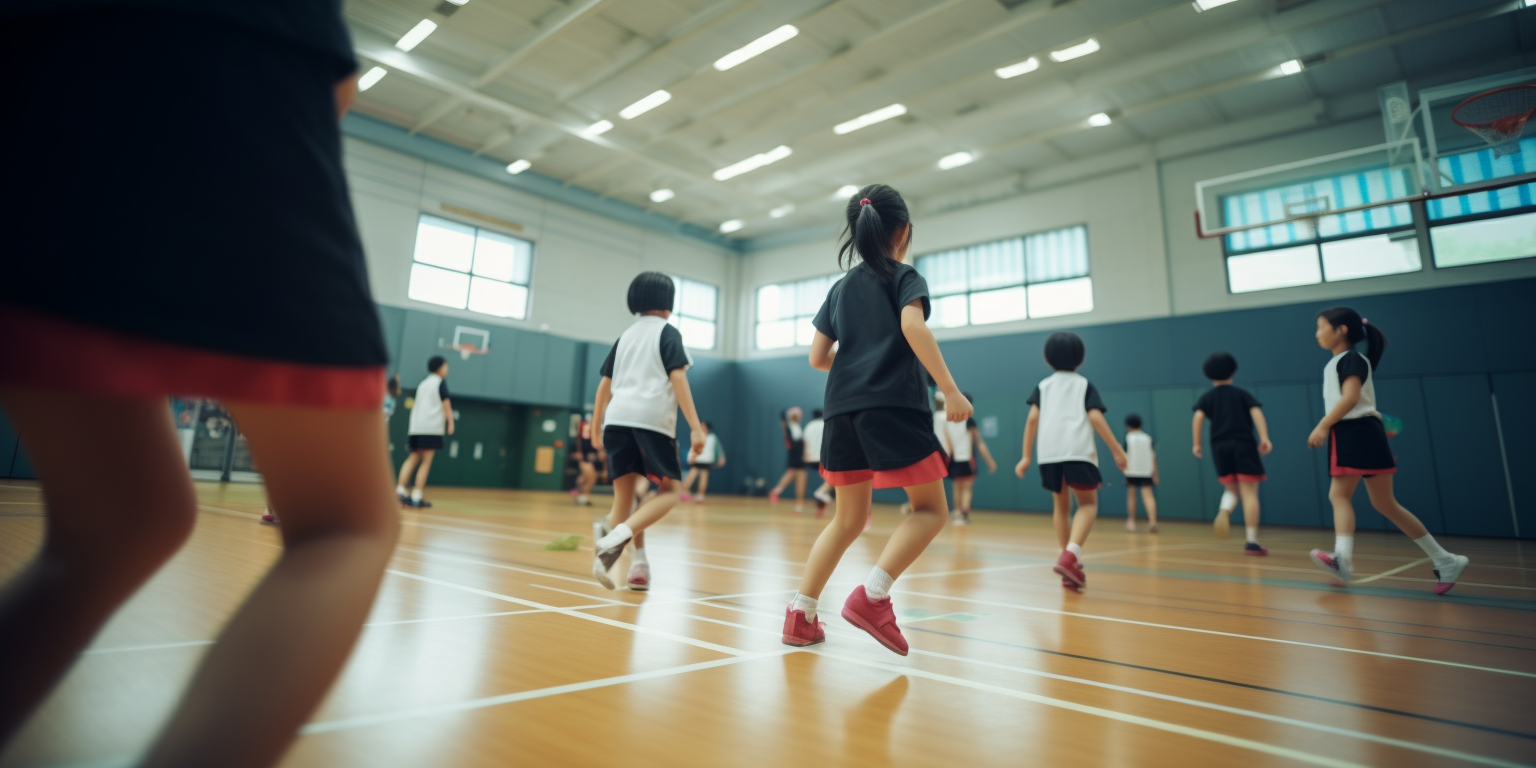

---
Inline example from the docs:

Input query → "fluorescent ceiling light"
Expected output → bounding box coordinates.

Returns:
[620,90,672,120]
[396,19,437,52]
[584,119,614,136]
[770,204,795,218]
[505,159,531,174]
[1048,38,1099,63]
[713,25,799,71]
[357,66,387,91]
[1088,112,1112,127]
[712,145,792,181]
[833,103,907,135]
[720,219,745,233]
[1278,59,1303,75]
[835,184,860,198]
[938,151,976,170]
[995,57,1040,80]
[650,189,675,203]
[1192,0,1240,10]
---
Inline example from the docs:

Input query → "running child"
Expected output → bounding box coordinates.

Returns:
[1191,352,1272,555]
[573,414,599,506]
[768,407,809,510]
[680,420,725,502]
[1015,332,1128,590]
[1306,308,1469,592]
[781,183,972,656]
[396,356,453,508]
[943,393,996,526]
[802,409,837,516]
[589,272,707,591]
[1121,414,1158,533]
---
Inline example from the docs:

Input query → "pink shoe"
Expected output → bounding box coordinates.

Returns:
[781,607,825,647]
[1061,576,1079,591]
[680,492,693,502]
[626,563,650,591]
[840,586,908,656]
[1054,551,1086,588]
[260,512,278,526]
[768,489,781,505]
[1244,542,1268,556]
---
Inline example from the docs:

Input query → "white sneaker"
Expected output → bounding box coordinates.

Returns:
[695,494,706,503]
[955,511,970,527]
[626,563,650,591]
[1432,555,1470,595]
[576,495,591,506]
[899,503,913,515]
[591,517,615,589]
[1309,549,1352,587]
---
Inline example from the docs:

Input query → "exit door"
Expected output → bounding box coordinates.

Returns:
[517,407,569,491]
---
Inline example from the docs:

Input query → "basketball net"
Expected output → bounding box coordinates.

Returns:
[450,344,485,360]
[1452,85,1536,158]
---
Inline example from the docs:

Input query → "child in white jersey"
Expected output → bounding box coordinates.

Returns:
[769,407,809,510]
[942,392,996,526]
[802,409,837,517]
[1016,332,1128,590]
[1307,307,1468,593]
[1120,414,1157,533]
[589,273,707,591]
[396,357,454,508]
[680,421,725,502]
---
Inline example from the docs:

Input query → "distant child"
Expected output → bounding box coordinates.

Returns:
[1192,352,1272,555]
[396,356,453,508]
[680,420,725,502]
[589,272,707,591]
[782,184,972,656]
[1016,332,1128,590]
[573,414,599,506]
[1307,308,1468,592]
[1121,414,1158,533]
[942,393,996,526]
[802,409,837,516]
[768,407,809,510]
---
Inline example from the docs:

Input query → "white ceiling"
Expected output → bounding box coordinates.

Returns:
[344,0,1532,240]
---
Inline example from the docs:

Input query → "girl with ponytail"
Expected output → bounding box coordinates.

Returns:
[1307,308,1469,593]
[781,184,972,656]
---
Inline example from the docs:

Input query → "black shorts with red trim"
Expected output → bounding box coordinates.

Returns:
[948,459,976,478]
[1126,476,1155,488]
[407,435,444,452]
[1330,417,1396,477]
[1039,461,1102,493]
[818,407,948,489]
[605,426,681,484]
[1211,439,1266,484]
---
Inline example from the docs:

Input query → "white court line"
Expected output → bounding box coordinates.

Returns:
[1147,555,1536,590]
[528,583,629,604]
[301,651,795,735]
[895,590,1536,679]
[85,639,214,655]
[1356,558,1432,585]
[902,542,1219,579]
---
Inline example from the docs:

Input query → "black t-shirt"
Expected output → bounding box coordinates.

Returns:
[812,262,932,417]
[1336,350,1370,385]
[437,380,451,401]
[1194,385,1261,444]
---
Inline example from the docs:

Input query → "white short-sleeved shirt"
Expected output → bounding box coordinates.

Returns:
[932,411,947,450]
[944,419,974,462]
[601,316,693,438]
[694,433,722,464]
[408,373,450,435]
[1027,371,1108,465]
[1124,431,1154,478]
[1324,350,1378,420]
[802,419,825,462]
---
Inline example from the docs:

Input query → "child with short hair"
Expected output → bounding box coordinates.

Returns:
[1192,352,1272,555]
[782,183,972,656]
[1307,308,1469,592]
[1016,332,1128,590]
[768,407,809,510]
[942,393,996,526]
[573,414,599,506]
[801,409,837,516]
[396,356,453,509]
[680,420,725,502]
[1121,413,1158,533]
[589,272,707,591]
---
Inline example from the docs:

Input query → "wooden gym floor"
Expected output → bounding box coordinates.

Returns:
[1,480,1534,767]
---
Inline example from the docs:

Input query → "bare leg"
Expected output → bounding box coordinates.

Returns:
[1362,475,1429,539]
[874,479,948,579]
[395,452,420,489]
[679,467,698,494]
[1238,481,1261,533]
[1328,476,1361,536]
[1051,490,1072,550]
[955,477,974,512]
[577,462,597,496]
[604,473,637,531]
[1068,487,1098,548]
[0,390,198,748]
[697,470,710,497]
[611,477,678,539]
[795,481,871,600]
[1125,486,1137,525]
[793,470,807,504]
[410,450,436,492]
[1140,486,1158,527]
[770,468,796,495]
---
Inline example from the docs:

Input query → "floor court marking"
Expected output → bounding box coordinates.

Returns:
[528,583,631,604]
[895,590,1536,678]
[1356,557,1432,585]
[1086,563,1536,610]
[1147,555,1536,591]
[902,542,1220,579]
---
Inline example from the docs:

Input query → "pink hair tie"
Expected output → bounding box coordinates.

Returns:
[859,198,871,206]
[1362,318,1369,325]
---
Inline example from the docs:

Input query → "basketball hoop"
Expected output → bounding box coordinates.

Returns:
[448,343,487,361]
[1451,84,1536,158]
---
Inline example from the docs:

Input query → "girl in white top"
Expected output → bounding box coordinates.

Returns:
[1121,414,1158,533]
[1306,307,1468,593]
[680,422,725,502]
[768,407,809,511]
[941,394,996,527]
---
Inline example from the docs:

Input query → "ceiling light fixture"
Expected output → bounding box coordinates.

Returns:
[1048,38,1099,63]
[770,204,795,218]
[1088,112,1112,127]
[995,57,1040,80]
[1278,59,1303,76]
[620,90,673,120]
[712,145,792,181]
[713,25,799,71]
[720,219,745,233]
[357,66,388,91]
[505,159,531,174]
[938,151,976,170]
[835,184,860,198]
[833,103,908,135]
[396,19,438,52]
[1192,0,1240,10]
[583,119,614,136]
[650,189,675,203]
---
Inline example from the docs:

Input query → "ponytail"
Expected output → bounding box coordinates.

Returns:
[1318,307,1389,371]
[837,184,911,282]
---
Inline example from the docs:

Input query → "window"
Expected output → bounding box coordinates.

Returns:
[408,214,533,318]
[669,276,718,350]
[1426,138,1536,269]
[915,226,1093,327]
[755,275,837,350]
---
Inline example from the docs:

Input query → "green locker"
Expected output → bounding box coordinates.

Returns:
[516,406,570,491]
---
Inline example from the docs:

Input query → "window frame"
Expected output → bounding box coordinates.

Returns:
[915,224,1094,328]
[408,213,536,319]
[752,274,839,351]
[668,275,720,350]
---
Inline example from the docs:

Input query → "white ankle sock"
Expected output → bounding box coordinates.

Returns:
[1246,527,1258,544]
[598,523,633,550]
[1334,534,1354,561]
[632,546,648,566]
[1066,542,1083,557]
[790,593,818,621]
[410,489,423,502]
[1412,534,1454,567]
[1220,490,1237,512]
[864,567,894,601]
[396,486,407,496]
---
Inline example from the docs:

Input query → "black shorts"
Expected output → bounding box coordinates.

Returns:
[690,462,714,470]
[1125,476,1155,488]
[408,435,444,452]
[605,426,681,483]
[1039,461,1102,492]
[1330,417,1397,477]
[786,443,807,469]
[1211,440,1266,483]
[948,459,975,478]
[819,408,947,489]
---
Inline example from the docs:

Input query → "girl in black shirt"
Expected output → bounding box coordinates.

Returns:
[768,406,808,510]
[781,184,972,657]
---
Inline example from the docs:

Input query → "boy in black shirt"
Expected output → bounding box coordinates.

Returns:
[1192,352,1273,555]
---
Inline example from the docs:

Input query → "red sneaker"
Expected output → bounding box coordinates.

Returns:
[1054,551,1086,588]
[768,489,781,505]
[1244,542,1268,556]
[781,607,825,647]
[840,586,908,656]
